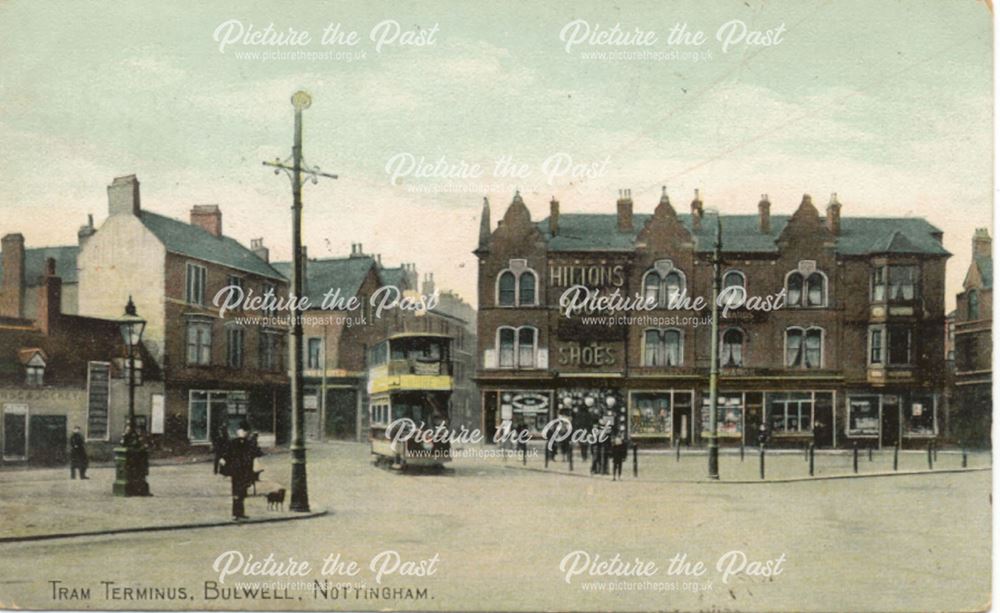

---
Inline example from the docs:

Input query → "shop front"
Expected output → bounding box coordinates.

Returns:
[845,390,937,449]
[628,389,694,445]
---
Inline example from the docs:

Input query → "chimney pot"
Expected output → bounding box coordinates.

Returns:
[758,194,771,234]
[617,188,633,232]
[691,189,704,229]
[0,233,25,318]
[549,197,560,236]
[190,204,222,237]
[826,193,841,235]
[107,175,141,217]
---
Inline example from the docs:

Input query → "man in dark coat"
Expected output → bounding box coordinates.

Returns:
[69,426,88,479]
[219,422,256,520]
[211,423,228,475]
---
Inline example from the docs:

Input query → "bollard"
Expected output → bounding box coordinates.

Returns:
[632,443,638,478]
[893,442,899,471]
[522,445,527,466]
[808,443,815,477]
[569,446,574,472]
[740,441,745,463]
[759,444,766,480]
[962,445,968,468]
[927,441,933,470]
[868,446,873,462]
[676,439,681,462]
[853,442,858,474]
[544,445,549,468]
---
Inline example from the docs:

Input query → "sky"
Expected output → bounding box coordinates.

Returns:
[0,0,992,309]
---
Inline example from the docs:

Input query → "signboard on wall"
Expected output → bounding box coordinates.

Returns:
[86,362,111,441]
[150,394,165,434]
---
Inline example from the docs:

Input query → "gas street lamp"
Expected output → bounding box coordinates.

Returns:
[113,296,150,497]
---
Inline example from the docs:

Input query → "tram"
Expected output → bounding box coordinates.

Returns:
[367,333,453,470]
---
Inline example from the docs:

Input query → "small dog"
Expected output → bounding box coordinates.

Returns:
[266,488,286,511]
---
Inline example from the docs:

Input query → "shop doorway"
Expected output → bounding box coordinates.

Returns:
[881,396,900,449]
[29,415,67,465]
[3,404,28,461]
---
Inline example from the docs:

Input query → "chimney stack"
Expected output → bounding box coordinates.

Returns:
[826,193,842,235]
[37,258,61,335]
[250,238,269,263]
[549,197,560,236]
[616,188,633,232]
[108,175,141,217]
[78,214,96,247]
[0,233,25,318]
[973,228,992,258]
[691,189,704,230]
[758,194,771,234]
[190,204,222,237]
[404,263,418,290]
[349,243,366,258]
[422,272,436,296]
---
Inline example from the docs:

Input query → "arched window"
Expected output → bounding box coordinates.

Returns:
[496,268,538,306]
[806,273,826,307]
[786,271,827,308]
[721,328,744,367]
[498,271,516,306]
[785,327,823,369]
[642,328,683,366]
[519,270,537,306]
[642,267,687,308]
[498,327,516,367]
[643,272,659,305]
[722,270,747,309]
[968,289,980,320]
[497,326,538,369]
[786,272,803,306]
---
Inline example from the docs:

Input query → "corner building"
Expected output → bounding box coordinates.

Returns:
[474,189,949,449]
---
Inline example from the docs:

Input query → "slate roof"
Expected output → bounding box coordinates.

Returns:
[0,246,80,285]
[272,256,376,304]
[536,213,950,257]
[139,211,284,280]
[378,266,408,289]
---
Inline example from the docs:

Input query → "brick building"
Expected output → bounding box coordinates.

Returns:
[274,245,478,441]
[76,175,290,449]
[952,229,992,447]
[0,257,163,465]
[475,189,950,449]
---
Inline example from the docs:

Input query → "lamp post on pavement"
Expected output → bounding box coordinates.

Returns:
[707,213,722,480]
[113,296,150,497]
[263,91,338,512]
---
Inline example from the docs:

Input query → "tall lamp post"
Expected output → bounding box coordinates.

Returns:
[707,215,722,480]
[113,296,150,497]
[263,91,338,512]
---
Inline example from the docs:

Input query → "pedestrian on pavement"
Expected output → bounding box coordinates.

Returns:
[69,426,89,480]
[219,422,255,521]
[611,434,627,481]
[211,422,229,475]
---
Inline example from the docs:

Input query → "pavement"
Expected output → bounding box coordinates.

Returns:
[0,441,992,612]
[0,448,322,542]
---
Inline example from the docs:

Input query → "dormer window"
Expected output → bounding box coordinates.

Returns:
[18,350,47,387]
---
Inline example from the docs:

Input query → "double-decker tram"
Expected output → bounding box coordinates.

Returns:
[367,333,453,470]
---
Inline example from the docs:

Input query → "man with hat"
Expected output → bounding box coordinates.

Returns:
[219,421,256,521]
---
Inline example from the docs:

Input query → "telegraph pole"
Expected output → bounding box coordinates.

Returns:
[263,91,338,512]
[707,215,722,480]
